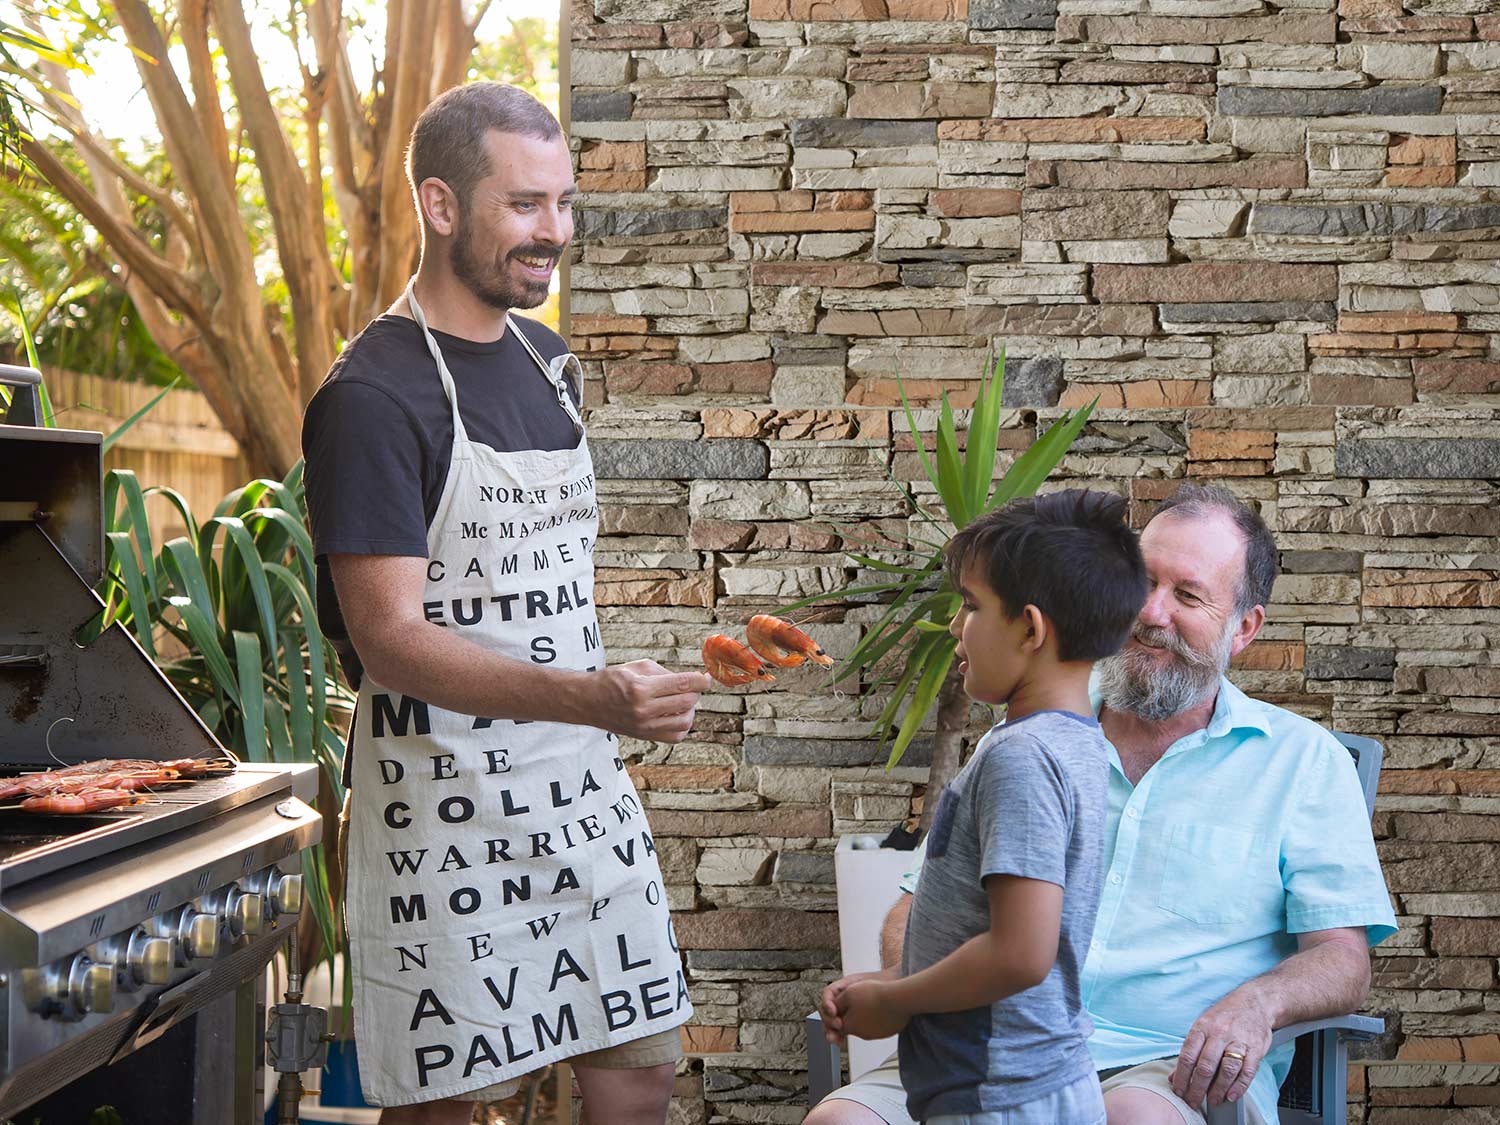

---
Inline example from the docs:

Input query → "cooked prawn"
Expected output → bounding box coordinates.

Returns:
[746,614,834,668]
[20,788,140,814]
[702,634,776,687]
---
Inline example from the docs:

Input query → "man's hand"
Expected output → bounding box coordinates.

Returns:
[1171,990,1274,1109]
[818,970,893,1045]
[834,978,910,1042]
[592,660,711,743]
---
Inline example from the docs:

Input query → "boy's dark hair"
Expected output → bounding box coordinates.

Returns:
[945,489,1147,663]
[1150,482,1277,616]
[406,82,562,220]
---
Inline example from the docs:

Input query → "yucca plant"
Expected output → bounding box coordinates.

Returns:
[88,461,353,980]
[787,350,1095,831]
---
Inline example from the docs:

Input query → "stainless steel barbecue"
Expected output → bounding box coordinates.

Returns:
[0,366,323,1120]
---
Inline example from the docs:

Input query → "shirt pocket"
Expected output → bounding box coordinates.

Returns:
[1158,822,1273,925]
[926,785,960,859]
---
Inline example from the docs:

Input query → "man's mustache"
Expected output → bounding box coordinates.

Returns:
[1131,625,1219,669]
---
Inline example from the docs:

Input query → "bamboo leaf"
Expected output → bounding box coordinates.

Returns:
[888,641,956,769]
[986,399,1098,513]
[843,552,932,577]
[232,630,266,761]
[931,391,970,526]
[209,517,279,657]
[102,378,179,454]
[964,348,1004,516]
[104,530,155,658]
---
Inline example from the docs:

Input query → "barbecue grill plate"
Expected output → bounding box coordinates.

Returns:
[0,765,295,892]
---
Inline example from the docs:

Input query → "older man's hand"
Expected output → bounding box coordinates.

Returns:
[1171,989,1274,1109]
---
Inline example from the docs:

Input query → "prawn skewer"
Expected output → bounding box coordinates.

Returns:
[19,788,141,815]
[702,635,776,687]
[746,614,834,669]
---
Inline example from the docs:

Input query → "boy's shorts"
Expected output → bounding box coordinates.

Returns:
[451,1026,682,1102]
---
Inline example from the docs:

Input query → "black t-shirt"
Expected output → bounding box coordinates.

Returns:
[301,312,575,687]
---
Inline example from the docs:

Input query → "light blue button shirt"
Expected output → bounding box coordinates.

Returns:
[1082,676,1396,1125]
[899,679,1396,1124]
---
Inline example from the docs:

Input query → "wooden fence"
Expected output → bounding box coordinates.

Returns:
[44,368,249,539]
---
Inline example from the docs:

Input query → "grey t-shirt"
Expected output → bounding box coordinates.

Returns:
[899,710,1109,1119]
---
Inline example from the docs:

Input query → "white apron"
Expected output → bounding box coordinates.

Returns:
[345,285,691,1107]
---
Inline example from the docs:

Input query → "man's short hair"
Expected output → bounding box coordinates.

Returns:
[1150,483,1278,615]
[406,82,562,217]
[945,489,1147,663]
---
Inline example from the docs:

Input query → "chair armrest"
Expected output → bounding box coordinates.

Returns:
[1268,1013,1384,1051]
[1202,1015,1383,1125]
[806,1011,843,1107]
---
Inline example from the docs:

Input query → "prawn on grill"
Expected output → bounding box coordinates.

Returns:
[746,614,834,669]
[702,634,776,687]
[20,788,140,815]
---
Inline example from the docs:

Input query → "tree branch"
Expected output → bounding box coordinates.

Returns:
[21,137,208,326]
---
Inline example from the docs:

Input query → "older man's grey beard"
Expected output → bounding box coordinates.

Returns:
[1096,622,1235,722]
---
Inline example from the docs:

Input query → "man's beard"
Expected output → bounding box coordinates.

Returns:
[1096,621,1235,722]
[449,213,553,312]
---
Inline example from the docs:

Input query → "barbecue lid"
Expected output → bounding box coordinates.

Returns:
[0,365,103,586]
[0,369,226,767]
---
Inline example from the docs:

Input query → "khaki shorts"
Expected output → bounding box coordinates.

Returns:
[452,1027,683,1102]
[1099,1058,1269,1125]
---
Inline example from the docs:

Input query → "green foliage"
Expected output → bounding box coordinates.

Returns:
[786,351,1096,768]
[89,461,352,973]
[0,149,182,385]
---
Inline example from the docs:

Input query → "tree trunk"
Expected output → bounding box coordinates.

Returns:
[918,670,970,834]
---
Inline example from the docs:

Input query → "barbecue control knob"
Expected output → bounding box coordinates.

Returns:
[248,869,304,917]
[153,907,219,962]
[226,890,264,939]
[68,958,114,1016]
[128,934,174,986]
[93,928,174,990]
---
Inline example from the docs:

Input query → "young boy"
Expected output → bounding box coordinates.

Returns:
[825,489,1147,1124]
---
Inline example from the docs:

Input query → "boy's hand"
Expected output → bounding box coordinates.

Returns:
[834,979,910,1041]
[819,970,887,1045]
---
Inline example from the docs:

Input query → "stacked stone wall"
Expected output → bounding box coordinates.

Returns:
[568,2,1500,1119]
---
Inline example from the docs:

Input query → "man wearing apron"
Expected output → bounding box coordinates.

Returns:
[302,83,709,1123]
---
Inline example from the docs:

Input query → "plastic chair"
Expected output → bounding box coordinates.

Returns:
[806,731,1387,1125]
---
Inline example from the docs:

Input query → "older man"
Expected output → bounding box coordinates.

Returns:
[812,483,1395,1125]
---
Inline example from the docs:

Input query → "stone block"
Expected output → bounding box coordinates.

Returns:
[1169,200,1249,239]
[1336,439,1500,481]
[1362,44,1441,80]
[673,908,840,950]
[1022,189,1170,242]
[931,189,1022,217]
[573,91,635,121]
[968,303,1157,337]
[999,358,1066,408]
[1050,158,1307,190]
[1215,333,1306,374]
[576,206,726,241]
[968,0,1056,30]
[1094,263,1337,303]
[1160,301,1336,324]
[773,851,836,883]
[594,439,768,480]
[1219,86,1444,118]
[1055,14,1336,45]
[743,735,933,767]
[940,117,1204,143]
[1306,646,1396,681]
[848,81,994,120]
[689,480,810,520]
[791,118,937,148]
[697,847,775,886]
